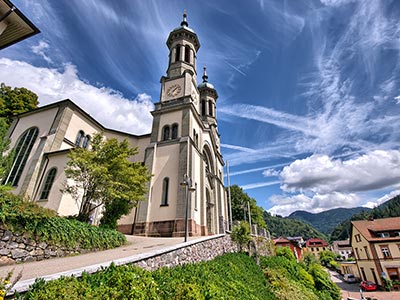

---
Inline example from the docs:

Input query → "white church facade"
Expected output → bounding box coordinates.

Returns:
[5,13,228,237]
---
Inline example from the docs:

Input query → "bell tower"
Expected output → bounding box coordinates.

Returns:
[160,12,200,107]
[133,12,227,237]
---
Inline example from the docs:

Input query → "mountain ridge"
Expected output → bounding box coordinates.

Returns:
[288,207,371,234]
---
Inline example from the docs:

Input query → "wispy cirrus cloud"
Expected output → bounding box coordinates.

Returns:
[242,180,280,191]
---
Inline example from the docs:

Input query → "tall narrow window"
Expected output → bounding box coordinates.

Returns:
[184,45,190,63]
[5,127,39,186]
[201,99,206,116]
[75,130,85,146]
[171,124,178,139]
[194,182,198,210]
[162,126,170,141]
[40,168,57,200]
[209,101,213,117]
[161,177,169,206]
[82,135,91,149]
[175,45,181,62]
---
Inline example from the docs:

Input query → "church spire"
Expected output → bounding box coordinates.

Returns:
[181,10,188,27]
[202,65,208,83]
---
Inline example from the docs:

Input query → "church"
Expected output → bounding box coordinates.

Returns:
[5,13,228,237]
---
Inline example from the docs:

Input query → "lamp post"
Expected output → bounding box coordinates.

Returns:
[180,174,195,242]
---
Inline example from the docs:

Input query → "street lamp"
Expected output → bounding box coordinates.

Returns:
[180,174,196,242]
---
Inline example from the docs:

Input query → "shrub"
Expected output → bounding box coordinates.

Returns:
[231,221,251,251]
[0,191,126,250]
[22,253,276,300]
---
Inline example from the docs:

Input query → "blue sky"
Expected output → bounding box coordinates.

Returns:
[2,0,400,216]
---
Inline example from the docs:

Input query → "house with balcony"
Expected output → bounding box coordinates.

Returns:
[350,217,400,287]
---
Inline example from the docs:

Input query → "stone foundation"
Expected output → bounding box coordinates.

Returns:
[122,219,206,237]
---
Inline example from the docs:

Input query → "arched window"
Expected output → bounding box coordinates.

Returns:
[5,127,39,186]
[82,135,91,149]
[184,45,190,63]
[162,126,170,141]
[40,168,57,200]
[161,177,169,206]
[209,101,213,117]
[201,99,206,116]
[175,45,181,62]
[171,124,178,139]
[75,130,85,146]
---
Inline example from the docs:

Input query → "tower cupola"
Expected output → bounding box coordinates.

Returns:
[165,11,200,79]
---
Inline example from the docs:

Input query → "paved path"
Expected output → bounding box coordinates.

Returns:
[0,235,200,291]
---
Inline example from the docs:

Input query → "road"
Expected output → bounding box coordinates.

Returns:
[328,270,400,300]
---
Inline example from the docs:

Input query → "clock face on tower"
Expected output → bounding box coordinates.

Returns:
[167,84,182,97]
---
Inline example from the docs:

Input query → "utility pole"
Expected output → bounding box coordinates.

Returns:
[226,160,233,231]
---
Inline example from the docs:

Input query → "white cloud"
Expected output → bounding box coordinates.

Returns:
[268,192,360,216]
[262,169,280,177]
[280,150,400,194]
[362,190,400,209]
[31,40,53,64]
[0,58,154,135]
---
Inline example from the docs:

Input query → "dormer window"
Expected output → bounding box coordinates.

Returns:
[378,232,390,238]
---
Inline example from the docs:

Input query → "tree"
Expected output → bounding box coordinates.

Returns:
[0,118,14,188]
[318,250,338,267]
[64,132,151,227]
[0,83,39,125]
[231,221,251,252]
[230,185,266,229]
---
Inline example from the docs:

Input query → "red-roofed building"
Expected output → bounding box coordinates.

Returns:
[305,238,329,257]
[351,217,400,287]
[274,236,303,261]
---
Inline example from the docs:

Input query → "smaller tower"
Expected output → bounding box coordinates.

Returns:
[198,66,218,127]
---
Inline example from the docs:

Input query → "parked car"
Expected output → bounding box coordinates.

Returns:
[343,274,357,283]
[360,280,377,291]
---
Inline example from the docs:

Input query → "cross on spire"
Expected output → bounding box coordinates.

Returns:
[181,10,188,27]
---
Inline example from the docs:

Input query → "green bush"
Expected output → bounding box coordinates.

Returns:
[0,191,126,250]
[231,221,251,251]
[22,253,276,300]
[261,255,341,300]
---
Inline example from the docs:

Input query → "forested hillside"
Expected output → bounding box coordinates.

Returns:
[263,211,327,240]
[330,194,400,241]
[288,207,370,234]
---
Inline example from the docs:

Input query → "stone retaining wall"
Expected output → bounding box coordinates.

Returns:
[134,234,238,270]
[0,229,84,265]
